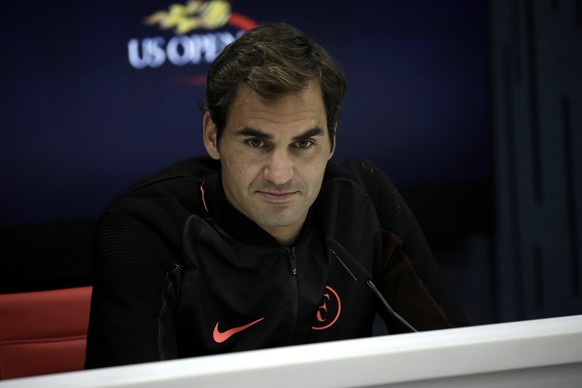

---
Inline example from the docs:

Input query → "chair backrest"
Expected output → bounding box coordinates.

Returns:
[0,286,92,380]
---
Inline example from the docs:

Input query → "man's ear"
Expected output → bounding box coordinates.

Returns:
[203,112,220,160]
[329,126,337,160]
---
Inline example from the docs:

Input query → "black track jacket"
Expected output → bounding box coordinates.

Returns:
[85,156,468,368]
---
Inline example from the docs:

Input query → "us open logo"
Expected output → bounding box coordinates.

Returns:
[127,0,257,84]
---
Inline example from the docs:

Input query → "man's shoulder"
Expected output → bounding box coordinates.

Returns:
[325,158,424,239]
[323,159,407,230]
[120,155,218,193]
[325,159,396,194]
[149,155,220,180]
[105,156,219,216]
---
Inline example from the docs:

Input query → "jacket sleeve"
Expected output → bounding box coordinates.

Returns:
[84,206,182,369]
[357,161,469,332]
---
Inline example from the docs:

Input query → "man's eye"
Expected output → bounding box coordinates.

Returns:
[295,140,314,149]
[246,139,265,148]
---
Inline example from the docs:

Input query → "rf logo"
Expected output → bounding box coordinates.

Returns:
[311,285,342,331]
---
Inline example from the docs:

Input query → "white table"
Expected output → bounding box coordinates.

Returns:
[2,314,581,387]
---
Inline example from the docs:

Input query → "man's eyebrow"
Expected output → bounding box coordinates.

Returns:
[235,128,272,140]
[234,127,325,141]
[292,127,325,141]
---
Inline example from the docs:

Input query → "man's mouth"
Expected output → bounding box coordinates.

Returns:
[256,191,298,203]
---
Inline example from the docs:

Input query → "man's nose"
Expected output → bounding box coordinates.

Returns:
[264,149,294,185]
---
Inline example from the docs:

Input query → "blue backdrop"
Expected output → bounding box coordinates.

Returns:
[1,0,488,227]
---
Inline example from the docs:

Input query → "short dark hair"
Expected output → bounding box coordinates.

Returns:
[202,22,347,148]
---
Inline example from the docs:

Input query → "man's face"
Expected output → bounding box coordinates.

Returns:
[203,81,334,245]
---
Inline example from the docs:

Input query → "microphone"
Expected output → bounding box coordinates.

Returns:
[327,238,418,333]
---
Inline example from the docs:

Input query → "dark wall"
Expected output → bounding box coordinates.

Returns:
[489,0,582,322]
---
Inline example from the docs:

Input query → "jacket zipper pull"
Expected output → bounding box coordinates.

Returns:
[289,246,298,276]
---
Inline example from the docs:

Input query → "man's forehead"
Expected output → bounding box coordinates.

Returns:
[226,83,328,133]
[234,82,323,106]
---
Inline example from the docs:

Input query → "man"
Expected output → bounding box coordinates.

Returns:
[85,22,467,368]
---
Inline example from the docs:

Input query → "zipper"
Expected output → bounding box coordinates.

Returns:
[287,246,298,343]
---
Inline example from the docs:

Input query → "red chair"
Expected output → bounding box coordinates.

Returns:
[0,286,92,380]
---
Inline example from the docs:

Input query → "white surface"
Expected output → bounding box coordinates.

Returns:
[2,315,581,387]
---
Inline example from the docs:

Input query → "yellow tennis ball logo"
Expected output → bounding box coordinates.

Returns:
[144,0,231,34]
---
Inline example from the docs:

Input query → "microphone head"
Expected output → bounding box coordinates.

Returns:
[327,238,372,283]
